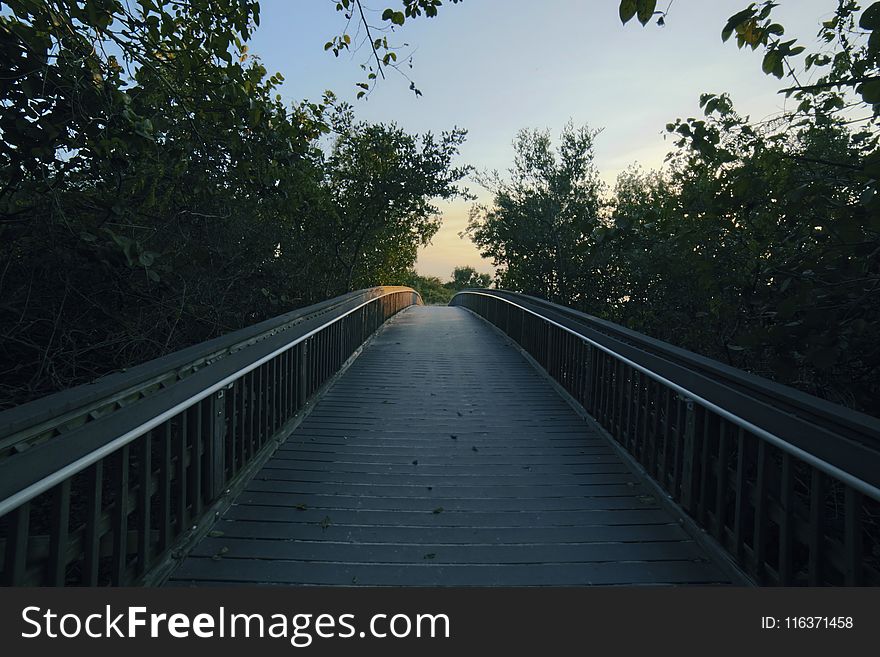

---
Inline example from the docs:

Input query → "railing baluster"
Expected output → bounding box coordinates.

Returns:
[587,344,598,414]
[48,480,71,585]
[191,403,203,518]
[159,423,172,553]
[285,347,293,423]
[83,461,103,586]
[210,391,226,498]
[248,370,256,458]
[752,440,767,581]
[273,355,280,433]
[576,340,585,405]
[258,361,266,443]
[177,411,188,531]
[672,396,684,502]
[3,502,30,586]
[137,431,152,576]
[714,421,729,542]
[844,487,863,585]
[680,401,698,513]
[697,412,713,525]
[652,381,664,480]
[111,444,130,585]
[630,371,641,456]
[298,341,308,410]
[640,374,651,466]
[778,452,794,585]
[623,368,634,452]
[612,359,622,438]
[230,381,240,476]
[659,387,673,487]
[808,469,824,585]
[732,427,748,563]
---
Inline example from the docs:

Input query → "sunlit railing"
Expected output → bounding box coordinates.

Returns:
[0,287,421,586]
[452,289,880,586]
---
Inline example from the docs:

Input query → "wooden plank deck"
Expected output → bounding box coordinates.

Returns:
[167,305,732,586]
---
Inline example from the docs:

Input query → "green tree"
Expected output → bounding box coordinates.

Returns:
[399,270,455,304]
[324,110,471,291]
[0,1,471,408]
[449,266,492,290]
[466,123,607,305]
[612,0,880,411]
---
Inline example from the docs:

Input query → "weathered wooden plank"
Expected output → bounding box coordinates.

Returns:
[242,481,642,498]
[202,520,692,544]
[188,537,707,564]
[222,506,668,527]
[234,491,660,512]
[171,558,727,586]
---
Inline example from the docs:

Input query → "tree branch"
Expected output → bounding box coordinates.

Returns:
[779,75,880,94]
[355,0,386,80]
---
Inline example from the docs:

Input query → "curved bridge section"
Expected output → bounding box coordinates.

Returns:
[2,286,878,587]
[169,305,733,586]
[0,287,420,586]
[451,290,880,586]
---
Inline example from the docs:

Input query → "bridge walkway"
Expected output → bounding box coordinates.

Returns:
[168,306,731,585]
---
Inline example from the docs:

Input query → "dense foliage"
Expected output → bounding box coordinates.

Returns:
[449,265,491,290]
[401,266,492,305]
[467,124,606,306]
[401,271,455,305]
[468,1,880,415]
[0,0,469,408]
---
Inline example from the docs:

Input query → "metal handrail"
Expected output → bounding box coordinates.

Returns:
[0,286,421,586]
[452,288,880,585]
[0,287,401,454]
[0,287,421,517]
[452,290,880,502]
[478,290,880,446]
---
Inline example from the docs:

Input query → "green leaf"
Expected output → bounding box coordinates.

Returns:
[619,0,637,24]
[860,2,880,30]
[391,11,405,25]
[722,7,755,42]
[860,79,880,103]
[381,8,394,20]
[762,50,783,77]
[636,0,656,25]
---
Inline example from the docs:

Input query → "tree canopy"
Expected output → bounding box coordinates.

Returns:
[2,0,878,418]
[465,2,880,415]
[0,0,469,408]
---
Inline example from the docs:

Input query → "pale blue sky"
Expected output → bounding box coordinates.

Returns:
[248,0,836,279]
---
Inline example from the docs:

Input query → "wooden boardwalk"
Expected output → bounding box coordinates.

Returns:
[168,306,732,586]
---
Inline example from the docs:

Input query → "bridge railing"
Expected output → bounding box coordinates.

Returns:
[452,289,880,586]
[0,287,421,586]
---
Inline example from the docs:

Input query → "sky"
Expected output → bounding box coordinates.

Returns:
[247,0,837,280]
